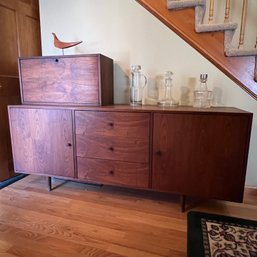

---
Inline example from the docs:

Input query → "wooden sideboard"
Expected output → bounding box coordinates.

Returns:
[8,105,252,210]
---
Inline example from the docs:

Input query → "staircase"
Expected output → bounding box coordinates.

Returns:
[136,0,257,100]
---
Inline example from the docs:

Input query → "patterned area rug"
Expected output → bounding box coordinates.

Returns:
[188,211,257,257]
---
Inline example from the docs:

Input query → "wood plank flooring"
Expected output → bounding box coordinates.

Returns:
[0,175,257,257]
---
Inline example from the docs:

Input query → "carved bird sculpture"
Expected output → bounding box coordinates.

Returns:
[52,33,83,55]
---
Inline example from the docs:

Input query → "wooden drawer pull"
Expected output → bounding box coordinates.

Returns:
[155,150,162,156]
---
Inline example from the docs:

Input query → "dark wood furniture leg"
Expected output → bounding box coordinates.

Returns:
[48,176,52,191]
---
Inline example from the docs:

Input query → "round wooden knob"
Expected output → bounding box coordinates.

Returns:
[155,150,162,156]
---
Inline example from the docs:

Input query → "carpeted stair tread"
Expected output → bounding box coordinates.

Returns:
[167,0,205,9]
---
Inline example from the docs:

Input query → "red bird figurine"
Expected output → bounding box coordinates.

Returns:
[52,33,83,54]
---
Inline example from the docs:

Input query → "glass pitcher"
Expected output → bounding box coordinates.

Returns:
[130,65,147,106]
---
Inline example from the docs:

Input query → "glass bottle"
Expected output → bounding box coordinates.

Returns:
[130,65,147,106]
[158,71,178,107]
[193,74,212,108]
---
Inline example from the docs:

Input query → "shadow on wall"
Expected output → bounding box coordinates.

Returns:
[180,77,196,106]
[113,64,130,104]
[212,87,223,106]
[144,76,159,105]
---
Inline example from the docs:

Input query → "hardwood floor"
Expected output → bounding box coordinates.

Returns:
[0,175,257,257]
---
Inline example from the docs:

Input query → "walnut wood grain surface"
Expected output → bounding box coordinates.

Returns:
[8,107,75,178]
[0,77,20,181]
[76,135,149,163]
[75,111,150,139]
[152,112,252,202]
[19,54,113,106]
[75,111,150,163]
[77,157,149,188]
[19,56,99,105]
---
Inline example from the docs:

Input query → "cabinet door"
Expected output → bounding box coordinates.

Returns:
[152,113,252,202]
[8,108,75,178]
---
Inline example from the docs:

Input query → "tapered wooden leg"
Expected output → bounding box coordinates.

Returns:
[180,194,186,212]
[48,177,52,191]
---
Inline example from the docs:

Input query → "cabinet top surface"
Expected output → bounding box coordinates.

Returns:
[18,53,112,60]
[8,104,252,115]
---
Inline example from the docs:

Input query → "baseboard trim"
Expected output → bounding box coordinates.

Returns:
[0,174,28,189]
[245,186,257,192]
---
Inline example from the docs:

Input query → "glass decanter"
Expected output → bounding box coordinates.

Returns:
[158,71,178,107]
[193,74,212,108]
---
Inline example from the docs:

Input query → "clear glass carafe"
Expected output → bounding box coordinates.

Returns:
[130,65,147,106]
[158,71,178,107]
[193,74,212,108]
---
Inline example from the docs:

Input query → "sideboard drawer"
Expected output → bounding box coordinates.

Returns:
[75,111,150,140]
[19,54,113,106]
[77,157,149,188]
[76,134,149,163]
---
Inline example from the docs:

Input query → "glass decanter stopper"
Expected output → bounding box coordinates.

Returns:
[158,71,178,107]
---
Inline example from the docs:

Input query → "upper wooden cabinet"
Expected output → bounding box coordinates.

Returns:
[152,112,252,202]
[18,54,113,106]
[8,107,75,178]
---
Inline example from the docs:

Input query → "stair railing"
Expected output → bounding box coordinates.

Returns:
[167,0,257,83]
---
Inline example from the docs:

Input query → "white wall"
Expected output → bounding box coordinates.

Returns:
[39,0,257,187]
